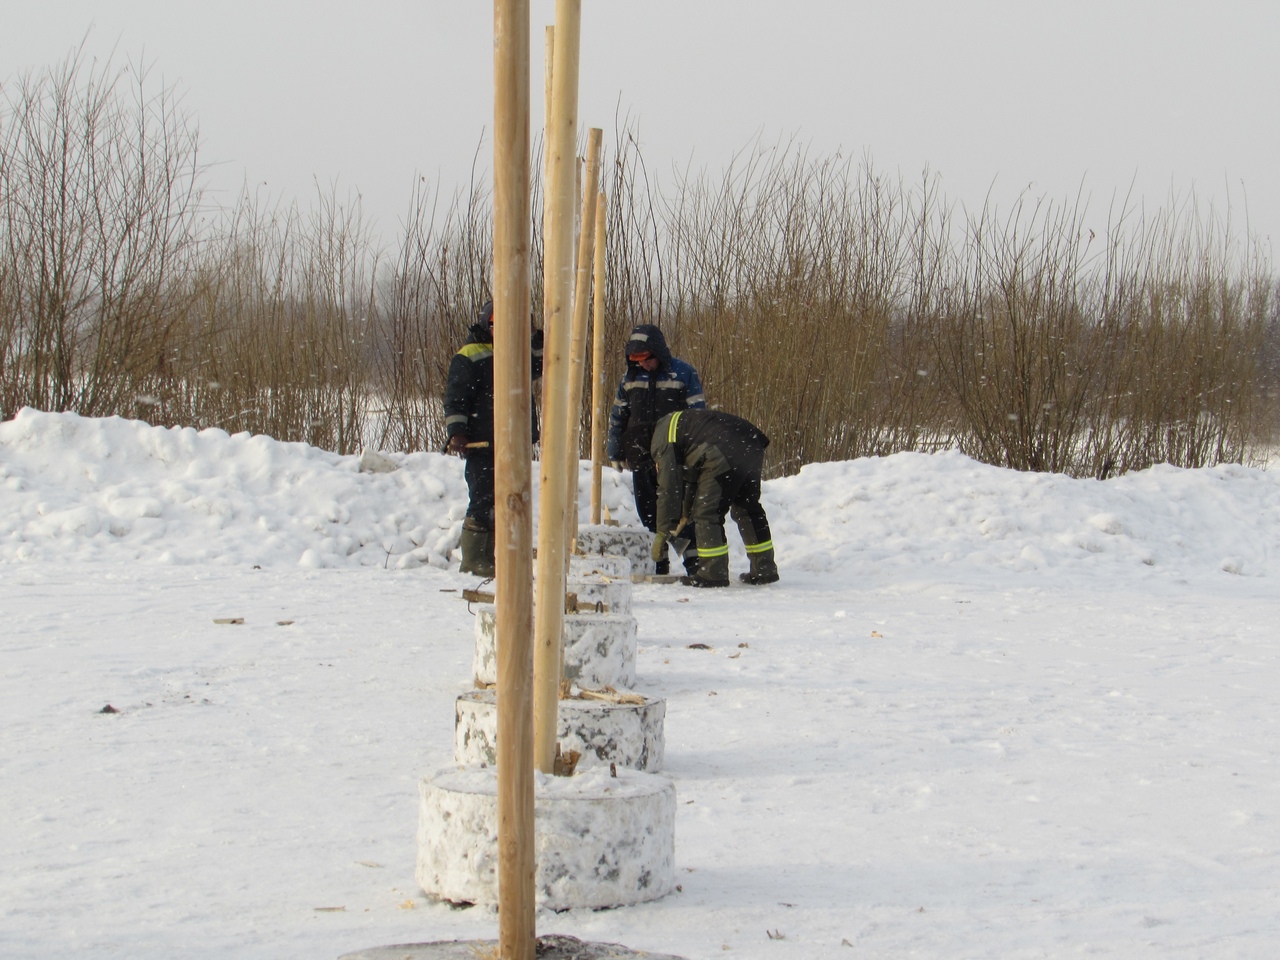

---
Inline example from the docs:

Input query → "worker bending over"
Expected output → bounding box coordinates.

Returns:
[649,409,778,588]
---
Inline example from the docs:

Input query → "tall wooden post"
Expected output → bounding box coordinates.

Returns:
[493,1,535,956]
[589,189,608,525]
[533,0,582,774]
[540,24,554,332]
[564,128,603,554]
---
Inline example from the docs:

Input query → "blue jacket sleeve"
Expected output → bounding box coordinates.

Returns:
[605,378,629,461]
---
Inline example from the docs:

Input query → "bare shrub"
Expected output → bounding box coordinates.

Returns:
[623,143,953,475]
[0,47,202,420]
[1090,201,1272,473]
[158,184,379,453]
[931,193,1109,474]
[3,55,1271,479]
[373,175,493,453]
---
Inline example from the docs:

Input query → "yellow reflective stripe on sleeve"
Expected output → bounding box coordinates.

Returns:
[744,540,773,553]
[696,543,729,558]
[667,411,682,443]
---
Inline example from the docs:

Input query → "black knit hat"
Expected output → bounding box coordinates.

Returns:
[478,300,494,324]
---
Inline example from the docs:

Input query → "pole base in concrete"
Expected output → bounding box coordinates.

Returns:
[576,525,655,577]
[455,688,665,771]
[417,765,676,910]
[473,606,637,689]
[566,573,633,616]
[339,935,687,959]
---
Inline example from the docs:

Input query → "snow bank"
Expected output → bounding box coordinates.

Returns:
[4,409,1276,581]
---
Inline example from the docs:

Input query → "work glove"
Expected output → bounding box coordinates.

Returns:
[447,434,470,458]
[611,460,625,472]
[650,531,668,563]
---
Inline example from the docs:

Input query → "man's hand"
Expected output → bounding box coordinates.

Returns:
[650,531,668,563]
[447,434,470,458]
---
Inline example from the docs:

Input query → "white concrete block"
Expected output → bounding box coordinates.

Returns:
[417,765,676,910]
[576,525,655,576]
[473,606,636,689]
[455,688,666,772]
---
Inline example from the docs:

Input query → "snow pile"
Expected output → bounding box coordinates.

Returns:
[767,451,1280,580]
[4,407,1276,580]
[0,408,640,568]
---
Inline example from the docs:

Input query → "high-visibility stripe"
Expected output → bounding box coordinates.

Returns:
[445,414,469,427]
[458,343,493,360]
[745,540,773,553]
[697,543,729,558]
[667,411,682,443]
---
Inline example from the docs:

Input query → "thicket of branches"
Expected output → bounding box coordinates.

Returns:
[3,52,1277,477]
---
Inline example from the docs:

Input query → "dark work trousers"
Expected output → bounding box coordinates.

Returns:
[693,442,771,558]
[632,461,659,532]
[464,452,496,529]
[722,470,772,548]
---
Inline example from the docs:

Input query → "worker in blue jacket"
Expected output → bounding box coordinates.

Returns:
[605,323,706,575]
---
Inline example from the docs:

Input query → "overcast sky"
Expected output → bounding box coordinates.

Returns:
[4,1,1277,254]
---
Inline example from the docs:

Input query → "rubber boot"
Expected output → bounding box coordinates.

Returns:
[680,550,729,588]
[738,547,779,585]
[459,519,495,578]
[681,546,700,578]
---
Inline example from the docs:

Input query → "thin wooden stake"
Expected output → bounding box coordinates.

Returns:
[493,0,535,956]
[564,128,603,555]
[532,0,582,775]
[538,25,554,423]
[589,189,608,525]
[540,24,554,326]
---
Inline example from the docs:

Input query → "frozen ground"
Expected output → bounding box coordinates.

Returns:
[2,409,1279,959]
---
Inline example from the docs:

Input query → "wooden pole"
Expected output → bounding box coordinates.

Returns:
[532,0,582,774]
[492,1,535,956]
[564,128,602,555]
[540,24,554,331]
[589,189,608,525]
[537,25,554,443]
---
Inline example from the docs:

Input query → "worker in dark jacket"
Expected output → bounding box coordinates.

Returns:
[444,300,543,576]
[649,409,778,588]
[605,324,706,575]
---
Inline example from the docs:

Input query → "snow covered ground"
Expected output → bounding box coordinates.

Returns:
[3,408,1279,959]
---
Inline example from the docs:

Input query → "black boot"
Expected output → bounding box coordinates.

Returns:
[680,574,729,588]
[680,551,729,588]
[738,547,779,585]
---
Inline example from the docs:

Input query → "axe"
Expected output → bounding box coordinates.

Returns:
[669,517,693,558]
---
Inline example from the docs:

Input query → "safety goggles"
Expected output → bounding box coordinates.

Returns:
[628,351,653,363]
